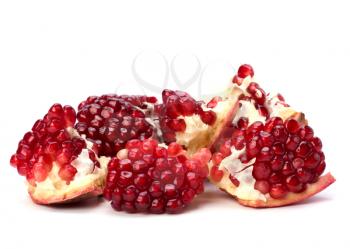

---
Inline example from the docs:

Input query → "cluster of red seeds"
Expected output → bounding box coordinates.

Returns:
[103,138,207,213]
[75,95,157,157]
[154,90,217,143]
[9,104,99,184]
[211,117,326,199]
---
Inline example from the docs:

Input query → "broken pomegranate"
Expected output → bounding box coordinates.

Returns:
[103,138,211,213]
[208,64,335,207]
[10,103,110,204]
[9,64,335,210]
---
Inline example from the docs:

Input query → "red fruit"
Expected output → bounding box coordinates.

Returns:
[103,138,208,213]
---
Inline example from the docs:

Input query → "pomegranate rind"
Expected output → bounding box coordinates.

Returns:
[236,173,335,208]
[28,180,104,205]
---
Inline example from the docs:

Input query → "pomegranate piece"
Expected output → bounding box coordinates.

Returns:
[155,89,238,155]
[10,103,108,204]
[103,138,211,213]
[209,64,335,207]
[155,90,213,144]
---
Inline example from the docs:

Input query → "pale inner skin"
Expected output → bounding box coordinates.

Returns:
[175,100,235,153]
[210,76,302,202]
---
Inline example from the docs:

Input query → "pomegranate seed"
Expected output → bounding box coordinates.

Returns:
[295,141,312,158]
[200,110,217,125]
[296,168,313,183]
[269,184,287,199]
[48,104,64,119]
[212,152,224,166]
[285,175,303,193]
[269,172,283,184]
[256,147,274,162]
[311,137,322,152]
[135,191,151,211]
[272,142,285,155]
[270,156,284,171]
[207,96,222,108]
[260,131,274,146]
[264,117,283,132]
[247,121,264,136]
[299,126,314,140]
[237,117,249,129]
[220,139,232,157]
[285,135,301,151]
[167,119,186,132]
[210,166,224,182]
[229,175,240,187]
[167,142,182,156]
[281,161,295,176]
[237,64,254,78]
[181,189,195,205]
[63,105,76,127]
[252,162,271,180]
[315,161,326,177]
[285,119,300,134]
[165,199,182,213]
[246,140,261,158]
[58,164,77,183]
[272,125,288,142]
[292,157,304,169]
[304,152,321,169]
[254,180,270,194]
[232,75,243,85]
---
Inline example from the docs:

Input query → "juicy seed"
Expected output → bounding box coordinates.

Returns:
[237,64,254,78]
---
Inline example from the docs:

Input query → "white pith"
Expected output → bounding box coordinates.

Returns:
[175,100,233,148]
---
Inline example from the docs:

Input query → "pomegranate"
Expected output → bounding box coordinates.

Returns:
[208,64,335,207]
[10,103,109,204]
[103,138,211,213]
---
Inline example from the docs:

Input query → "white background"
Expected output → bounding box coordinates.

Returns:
[0,1,349,249]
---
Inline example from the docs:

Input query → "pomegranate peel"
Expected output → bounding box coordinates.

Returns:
[236,172,335,207]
